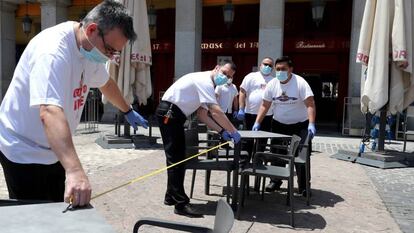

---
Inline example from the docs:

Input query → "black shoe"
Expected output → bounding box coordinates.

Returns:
[265,180,283,192]
[298,189,312,197]
[174,204,203,218]
[164,199,177,206]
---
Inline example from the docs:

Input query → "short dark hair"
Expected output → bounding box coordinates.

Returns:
[275,56,293,67]
[221,60,237,72]
[82,0,137,41]
[262,57,274,63]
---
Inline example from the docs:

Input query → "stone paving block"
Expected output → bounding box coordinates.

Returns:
[1,124,413,232]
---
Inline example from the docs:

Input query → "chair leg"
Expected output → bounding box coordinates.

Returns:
[254,176,261,192]
[242,175,248,207]
[190,169,196,198]
[226,171,231,203]
[289,177,295,227]
[261,177,265,201]
[246,176,250,196]
[236,174,246,219]
[403,133,407,152]
[306,164,310,206]
[205,170,211,195]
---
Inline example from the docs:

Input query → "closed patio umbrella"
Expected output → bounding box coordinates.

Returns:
[105,0,152,105]
[357,0,413,115]
[356,0,413,153]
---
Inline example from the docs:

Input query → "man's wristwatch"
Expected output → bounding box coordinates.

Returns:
[123,105,133,114]
[219,128,225,135]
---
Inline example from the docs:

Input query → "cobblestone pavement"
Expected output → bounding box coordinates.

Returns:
[0,124,413,232]
[314,135,414,233]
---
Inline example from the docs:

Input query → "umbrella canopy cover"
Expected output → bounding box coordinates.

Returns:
[104,0,153,105]
[357,0,413,114]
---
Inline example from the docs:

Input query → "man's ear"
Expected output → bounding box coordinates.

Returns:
[85,23,98,35]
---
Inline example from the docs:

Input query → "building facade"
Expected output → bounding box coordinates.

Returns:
[0,0,366,131]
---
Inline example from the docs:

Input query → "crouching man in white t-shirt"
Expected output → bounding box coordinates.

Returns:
[0,1,148,207]
[253,56,316,196]
[156,61,241,218]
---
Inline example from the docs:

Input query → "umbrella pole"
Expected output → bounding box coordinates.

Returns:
[377,109,387,151]
[377,60,392,152]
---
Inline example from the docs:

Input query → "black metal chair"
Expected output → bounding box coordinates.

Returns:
[236,135,301,227]
[294,134,311,205]
[184,128,236,203]
[133,199,234,233]
[403,106,414,152]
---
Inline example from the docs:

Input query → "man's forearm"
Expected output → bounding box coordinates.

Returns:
[255,100,271,124]
[308,106,316,123]
[209,106,237,132]
[238,90,246,109]
[304,97,316,123]
[197,108,222,132]
[40,105,83,173]
[99,78,130,113]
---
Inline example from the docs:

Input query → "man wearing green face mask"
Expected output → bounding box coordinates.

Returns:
[0,0,148,207]
[253,56,316,196]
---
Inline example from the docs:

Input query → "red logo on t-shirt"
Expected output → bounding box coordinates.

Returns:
[73,84,88,111]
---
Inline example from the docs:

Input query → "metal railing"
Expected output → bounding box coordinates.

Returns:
[77,88,100,134]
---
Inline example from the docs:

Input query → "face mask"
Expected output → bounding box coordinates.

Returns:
[80,28,109,64]
[261,65,272,76]
[214,72,228,86]
[276,71,289,82]
[226,78,233,85]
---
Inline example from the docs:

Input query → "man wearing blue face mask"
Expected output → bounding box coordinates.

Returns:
[0,0,148,207]
[156,61,241,217]
[215,78,239,127]
[237,57,275,156]
[253,56,316,196]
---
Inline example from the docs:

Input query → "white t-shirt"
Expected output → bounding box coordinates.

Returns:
[240,71,273,115]
[215,83,238,113]
[162,71,218,116]
[0,21,109,164]
[263,74,314,124]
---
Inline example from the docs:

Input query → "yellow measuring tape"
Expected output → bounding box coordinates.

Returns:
[91,141,231,200]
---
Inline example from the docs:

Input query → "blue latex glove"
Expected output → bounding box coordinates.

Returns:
[125,109,148,130]
[252,122,260,131]
[232,111,238,119]
[308,123,316,138]
[230,131,241,144]
[237,109,245,121]
[221,130,232,141]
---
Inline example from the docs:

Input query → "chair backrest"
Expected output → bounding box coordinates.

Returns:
[185,128,199,157]
[297,133,311,161]
[288,134,302,156]
[405,106,414,131]
[213,199,234,233]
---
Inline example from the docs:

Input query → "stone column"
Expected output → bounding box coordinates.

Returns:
[39,0,71,30]
[0,1,17,100]
[345,0,366,134]
[348,0,365,97]
[257,0,284,64]
[174,0,202,79]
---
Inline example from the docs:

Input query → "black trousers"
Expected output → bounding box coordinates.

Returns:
[270,119,311,191]
[244,113,272,156]
[156,101,190,207]
[0,151,65,202]
[225,112,240,129]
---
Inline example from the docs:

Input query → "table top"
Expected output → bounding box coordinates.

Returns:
[0,202,115,233]
[238,130,291,139]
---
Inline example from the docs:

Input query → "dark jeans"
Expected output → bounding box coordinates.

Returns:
[0,151,65,202]
[270,119,311,191]
[244,113,272,157]
[156,101,190,207]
